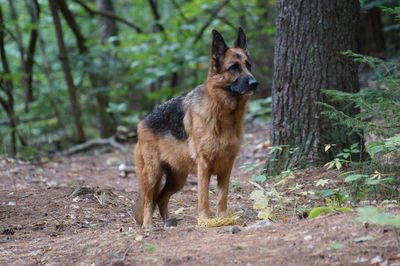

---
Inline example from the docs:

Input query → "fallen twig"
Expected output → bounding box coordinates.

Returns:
[62,136,128,156]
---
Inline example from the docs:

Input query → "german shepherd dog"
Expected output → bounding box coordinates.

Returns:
[134,27,258,228]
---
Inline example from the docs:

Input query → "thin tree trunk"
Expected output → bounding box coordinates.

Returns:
[24,0,40,106]
[7,0,40,112]
[37,33,66,131]
[94,0,119,137]
[0,5,27,156]
[49,0,85,142]
[267,0,364,174]
[97,0,119,45]
[58,0,116,137]
[147,0,165,32]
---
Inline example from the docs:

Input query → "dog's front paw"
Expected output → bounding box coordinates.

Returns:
[198,210,211,219]
[142,222,153,229]
[217,210,229,219]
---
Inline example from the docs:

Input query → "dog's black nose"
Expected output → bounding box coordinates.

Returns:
[248,78,258,90]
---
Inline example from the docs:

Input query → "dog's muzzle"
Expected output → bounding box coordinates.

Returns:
[230,75,259,95]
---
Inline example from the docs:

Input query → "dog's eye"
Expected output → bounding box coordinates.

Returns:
[229,63,241,72]
[246,62,252,71]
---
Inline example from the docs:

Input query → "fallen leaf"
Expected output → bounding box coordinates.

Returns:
[354,235,373,243]
[174,207,185,215]
[330,243,345,249]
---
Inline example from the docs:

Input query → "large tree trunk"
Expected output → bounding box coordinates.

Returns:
[267,0,363,174]
[49,0,85,142]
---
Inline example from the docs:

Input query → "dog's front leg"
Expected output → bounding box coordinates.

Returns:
[197,158,212,219]
[216,163,233,218]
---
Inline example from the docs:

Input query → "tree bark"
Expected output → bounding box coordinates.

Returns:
[267,0,363,174]
[49,0,85,142]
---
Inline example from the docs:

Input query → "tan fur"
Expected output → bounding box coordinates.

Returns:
[134,32,254,228]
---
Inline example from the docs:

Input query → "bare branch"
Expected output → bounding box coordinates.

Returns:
[58,0,88,54]
[72,0,143,33]
[193,0,229,44]
[170,0,188,22]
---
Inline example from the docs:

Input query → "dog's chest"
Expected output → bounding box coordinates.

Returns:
[193,112,243,158]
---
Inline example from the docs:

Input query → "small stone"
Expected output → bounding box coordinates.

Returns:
[244,220,272,230]
[231,227,241,234]
[371,256,383,264]
[1,229,14,235]
[165,217,178,227]
[6,201,16,206]
[304,235,313,241]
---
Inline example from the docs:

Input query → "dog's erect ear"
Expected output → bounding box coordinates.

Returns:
[234,27,247,51]
[211,29,228,71]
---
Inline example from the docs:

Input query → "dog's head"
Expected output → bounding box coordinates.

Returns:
[209,27,258,95]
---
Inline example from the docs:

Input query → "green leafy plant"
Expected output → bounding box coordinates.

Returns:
[324,143,361,170]
[357,207,400,227]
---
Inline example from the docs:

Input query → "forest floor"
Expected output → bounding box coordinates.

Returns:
[1,121,399,265]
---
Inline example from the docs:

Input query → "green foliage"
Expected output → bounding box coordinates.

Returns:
[246,97,272,120]
[358,207,400,227]
[324,143,361,170]
[322,52,400,138]
[320,19,400,201]
[143,243,157,253]
[367,134,400,158]
[0,0,276,157]
[318,188,348,207]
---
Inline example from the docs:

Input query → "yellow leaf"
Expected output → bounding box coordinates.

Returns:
[253,201,269,210]
[135,235,143,241]
[250,190,265,201]
[198,213,238,227]
[174,207,185,215]
[257,208,275,220]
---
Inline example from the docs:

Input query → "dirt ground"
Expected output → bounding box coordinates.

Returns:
[1,122,399,265]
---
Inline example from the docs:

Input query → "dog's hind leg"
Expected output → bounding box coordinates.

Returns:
[133,143,145,225]
[157,165,188,222]
[134,143,163,228]
[141,163,163,228]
